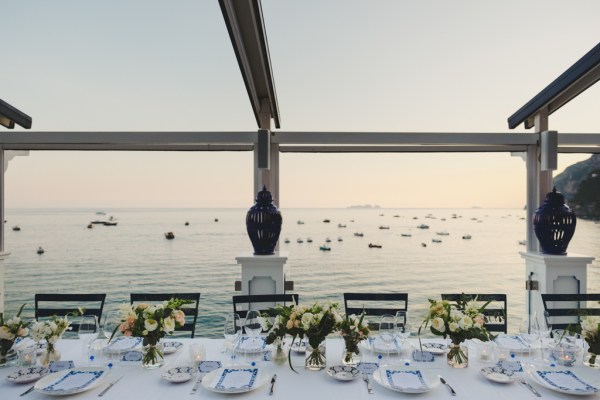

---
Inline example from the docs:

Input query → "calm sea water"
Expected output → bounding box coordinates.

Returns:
[3,208,600,337]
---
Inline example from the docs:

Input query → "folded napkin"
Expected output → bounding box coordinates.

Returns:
[210,368,259,391]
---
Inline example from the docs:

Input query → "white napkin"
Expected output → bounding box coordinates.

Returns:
[210,368,259,391]
[384,370,427,391]
[536,371,598,392]
[106,337,141,351]
[42,370,104,392]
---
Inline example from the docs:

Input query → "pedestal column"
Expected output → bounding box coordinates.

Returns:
[235,252,288,296]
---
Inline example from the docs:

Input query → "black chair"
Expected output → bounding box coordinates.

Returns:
[35,293,106,333]
[441,294,507,333]
[541,293,600,331]
[343,293,408,330]
[130,293,200,338]
[233,294,299,320]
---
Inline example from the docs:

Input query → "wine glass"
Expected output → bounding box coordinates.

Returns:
[379,314,396,365]
[395,311,411,351]
[224,313,241,365]
[78,315,99,363]
[244,310,263,344]
[519,315,538,364]
[532,311,552,363]
[101,311,121,368]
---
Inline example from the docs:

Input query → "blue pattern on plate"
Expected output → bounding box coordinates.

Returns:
[121,351,142,362]
[41,370,105,393]
[385,370,427,390]
[412,350,435,362]
[536,370,599,393]
[495,360,523,372]
[238,336,266,351]
[215,368,258,391]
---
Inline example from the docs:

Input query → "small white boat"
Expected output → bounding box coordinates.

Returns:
[284,238,290,244]
[337,237,343,242]
[462,234,472,240]
[417,224,430,229]
[432,238,442,243]
[518,240,527,246]
[306,237,313,243]
[36,246,44,254]
[436,231,450,236]
[354,232,364,237]
[325,237,332,243]
[297,238,304,243]
[400,233,412,237]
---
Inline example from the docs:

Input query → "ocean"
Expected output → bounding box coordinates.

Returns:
[3,208,600,338]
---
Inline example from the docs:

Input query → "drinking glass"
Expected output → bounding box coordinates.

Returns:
[379,315,396,365]
[394,311,411,350]
[78,315,99,363]
[244,310,263,345]
[532,311,552,363]
[101,311,121,368]
[224,313,241,365]
[519,316,538,365]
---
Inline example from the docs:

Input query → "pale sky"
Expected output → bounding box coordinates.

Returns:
[2,1,599,208]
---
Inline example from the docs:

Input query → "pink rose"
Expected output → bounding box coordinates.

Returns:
[124,330,132,337]
[138,303,148,310]
[174,310,185,325]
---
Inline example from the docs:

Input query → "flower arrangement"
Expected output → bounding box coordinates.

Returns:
[0,304,29,365]
[421,296,493,367]
[264,301,342,371]
[113,298,191,367]
[30,308,83,366]
[579,316,600,365]
[338,313,369,365]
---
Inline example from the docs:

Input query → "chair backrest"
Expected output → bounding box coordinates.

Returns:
[343,293,408,330]
[441,294,507,333]
[130,293,201,338]
[35,293,106,334]
[232,294,299,320]
[541,293,600,331]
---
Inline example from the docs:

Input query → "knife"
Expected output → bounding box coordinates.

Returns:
[269,374,277,395]
[19,385,35,396]
[517,375,542,397]
[190,373,206,395]
[98,375,123,397]
[439,376,456,396]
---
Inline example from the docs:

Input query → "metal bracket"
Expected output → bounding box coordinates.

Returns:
[284,281,294,291]
[234,281,242,291]
[526,280,539,291]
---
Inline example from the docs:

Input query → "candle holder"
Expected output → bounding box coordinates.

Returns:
[18,347,36,367]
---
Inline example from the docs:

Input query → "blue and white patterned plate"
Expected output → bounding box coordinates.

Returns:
[34,367,108,396]
[480,366,515,383]
[201,367,270,393]
[420,342,447,355]
[372,368,440,393]
[161,366,196,383]
[327,365,360,381]
[6,367,49,384]
[162,341,183,354]
[530,369,600,395]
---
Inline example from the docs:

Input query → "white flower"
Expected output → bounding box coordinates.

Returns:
[301,313,314,330]
[163,317,175,334]
[48,335,58,344]
[458,316,473,329]
[431,317,446,333]
[144,319,158,332]
[449,322,459,333]
[0,326,14,340]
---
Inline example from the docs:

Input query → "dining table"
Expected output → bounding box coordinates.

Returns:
[1,336,599,399]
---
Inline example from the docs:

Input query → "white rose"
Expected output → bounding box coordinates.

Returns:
[163,317,175,334]
[301,313,314,329]
[0,326,14,340]
[431,317,446,333]
[144,319,158,332]
[458,316,473,329]
[48,335,58,344]
[449,322,459,333]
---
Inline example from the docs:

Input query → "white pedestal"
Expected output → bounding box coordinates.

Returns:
[235,252,288,296]
[520,251,595,323]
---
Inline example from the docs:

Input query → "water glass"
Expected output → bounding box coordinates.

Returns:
[394,311,411,349]
[379,315,396,365]
[78,315,99,362]
[224,313,241,365]
[244,310,263,341]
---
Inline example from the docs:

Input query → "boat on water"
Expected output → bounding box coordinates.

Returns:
[284,238,290,243]
[215,218,219,222]
[368,243,382,248]
[432,238,442,243]
[518,240,527,246]
[337,237,343,242]
[462,234,472,239]
[95,211,106,215]
[379,225,390,230]
[421,243,427,247]
[12,226,20,231]
[319,245,331,251]
[165,232,175,240]
[354,232,364,237]
[325,237,331,243]
[323,219,330,223]
[90,220,104,224]
[393,215,400,218]
[297,220,305,225]
[338,223,346,228]
[297,238,304,243]
[436,231,450,236]
[306,237,313,243]
[417,224,429,229]
[185,221,189,226]
[400,233,412,237]
[103,221,118,226]
[87,224,93,229]
[36,246,44,254]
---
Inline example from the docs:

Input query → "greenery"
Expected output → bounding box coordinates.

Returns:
[0,304,29,363]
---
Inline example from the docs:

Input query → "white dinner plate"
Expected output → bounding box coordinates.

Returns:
[34,367,109,396]
[6,367,49,384]
[480,366,515,383]
[529,369,600,396]
[372,367,440,393]
[327,365,360,381]
[161,366,196,383]
[162,341,183,354]
[104,337,143,353]
[201,367,270,394]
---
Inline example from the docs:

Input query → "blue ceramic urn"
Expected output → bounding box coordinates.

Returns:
[533,187,576,255]
[246,186,282,255]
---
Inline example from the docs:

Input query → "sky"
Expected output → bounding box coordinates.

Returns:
[1,1,600,209]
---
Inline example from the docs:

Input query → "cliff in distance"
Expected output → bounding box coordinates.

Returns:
[554,154,600,219]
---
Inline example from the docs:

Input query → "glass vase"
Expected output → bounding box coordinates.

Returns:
[40,345,61,367]
[305,341,326,370]
[142,342,164,369]
[583,352,600,368]
[341,341,361,366]
[271,339,288,365]
[447,343,468,368]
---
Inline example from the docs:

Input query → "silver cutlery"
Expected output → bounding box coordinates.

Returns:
[439,376,456,396]
[19,385,35,396]
[363,374,374,394]
[98,375,123,397]
[190,373,206,395]
[269,374,277,395]
[517,375,542,397]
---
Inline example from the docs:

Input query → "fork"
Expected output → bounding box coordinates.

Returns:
[190,373,206,395]
[363,374,374,394]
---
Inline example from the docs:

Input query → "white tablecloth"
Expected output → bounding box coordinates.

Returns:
[1,337,599,399]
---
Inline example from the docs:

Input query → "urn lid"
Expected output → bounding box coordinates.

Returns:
[256,185,274,205]
[543,187,565,206]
